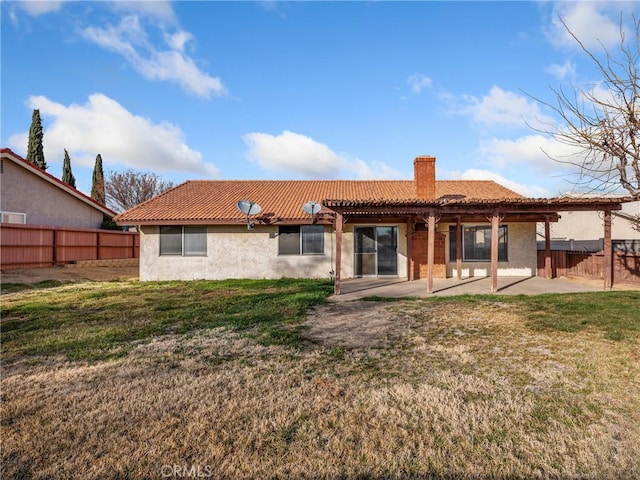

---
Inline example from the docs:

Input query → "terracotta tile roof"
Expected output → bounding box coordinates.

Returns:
[115,179,523,224]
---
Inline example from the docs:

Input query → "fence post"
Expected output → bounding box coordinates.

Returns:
[52,228,57,266]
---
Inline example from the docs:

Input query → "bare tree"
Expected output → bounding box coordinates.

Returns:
[106,169,175,212]
[529,15,639,202]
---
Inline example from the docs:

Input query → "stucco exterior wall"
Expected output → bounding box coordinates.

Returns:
[546,202,640,241]
[0,159,105,228]
[140,225,336,281]
[140,223,409,281]
[444,222,537,277]
[140,221,531,281]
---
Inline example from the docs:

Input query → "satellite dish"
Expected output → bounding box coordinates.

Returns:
[236,200,262,229]
[302,201,321,223]
[237,200,262,216]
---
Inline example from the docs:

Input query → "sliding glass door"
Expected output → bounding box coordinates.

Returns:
[354,226,398,277]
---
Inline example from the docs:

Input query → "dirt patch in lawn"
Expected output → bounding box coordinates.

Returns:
[303,301,417,348]
[1,266,139,285]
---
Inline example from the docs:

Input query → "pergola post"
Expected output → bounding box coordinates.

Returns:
[603,209,612,290]
[490,213,499,293]
[427,212,436,294]
[456,216,462,280]
[334,213,343,295]
[406,218,413,281]
[544,216,552,279]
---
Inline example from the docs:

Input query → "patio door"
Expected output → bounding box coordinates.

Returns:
[354,226,398,277]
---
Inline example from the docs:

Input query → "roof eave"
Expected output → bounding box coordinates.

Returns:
[1,148,116,218]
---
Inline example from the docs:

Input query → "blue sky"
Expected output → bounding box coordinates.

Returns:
[2,1,638,200]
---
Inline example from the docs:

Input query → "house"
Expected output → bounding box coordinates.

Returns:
[0,148,115,228]
[537,197,640,252]
[115,156,630,293]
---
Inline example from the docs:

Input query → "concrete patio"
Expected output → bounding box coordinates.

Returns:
[331,276,607,302]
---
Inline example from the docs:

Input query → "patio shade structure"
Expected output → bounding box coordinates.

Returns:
[323,196,632,295]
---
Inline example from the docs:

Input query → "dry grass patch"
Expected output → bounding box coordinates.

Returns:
[2,284,639,479]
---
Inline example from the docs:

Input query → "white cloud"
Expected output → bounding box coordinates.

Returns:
[477,134,583,173]
[8,94,218,178]
[455,169,550,198]
[407,73,432,94]
[83,15,226,98]
[242,130,399,180]
[111,0,175,21]
[546,2,634,51]
[17,0,64,16]
[585,83,623,113]
[83,15,142,56]
[165,31,193,53]
[546,60,576,81]
[461,86,554,130]
[16,0,174,19]
[474,133,590,196]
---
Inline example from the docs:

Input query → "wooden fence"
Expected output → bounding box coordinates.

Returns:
[537,250,640,285]
[1,223,139,270]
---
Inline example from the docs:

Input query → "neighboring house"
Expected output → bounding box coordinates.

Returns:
[115,156,628,292]
[0,148,115,228]
[537,197,640,252]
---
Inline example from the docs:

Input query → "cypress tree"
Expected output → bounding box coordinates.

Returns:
[61,149,76,188]
[26,109,47,170]
[91,153,106,205]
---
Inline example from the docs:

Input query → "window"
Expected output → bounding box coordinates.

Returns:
[160,226,207,256]
[1,211,26,224]
[449,225,508,262]
[278,225,324,255]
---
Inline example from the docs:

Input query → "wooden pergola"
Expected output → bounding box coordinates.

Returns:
[323,196,631,295]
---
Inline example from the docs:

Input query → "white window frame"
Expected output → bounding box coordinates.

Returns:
[1,211,27,224]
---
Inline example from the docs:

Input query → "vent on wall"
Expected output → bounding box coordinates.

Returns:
[1,212,27,224]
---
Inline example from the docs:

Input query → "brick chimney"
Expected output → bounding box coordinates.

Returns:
[414,156,436,199]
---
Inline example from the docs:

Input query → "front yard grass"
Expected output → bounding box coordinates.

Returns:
[1,280,639,479]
